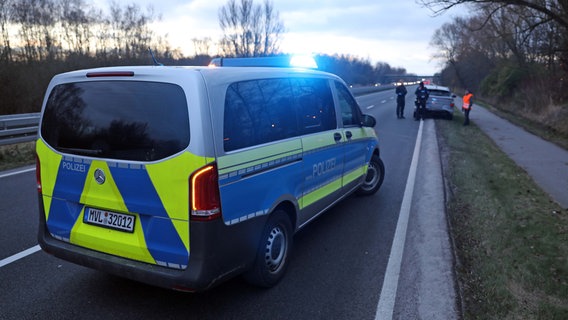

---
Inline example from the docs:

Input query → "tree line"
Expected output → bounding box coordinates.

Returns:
[424,0,568,135]
[0,0,412,116]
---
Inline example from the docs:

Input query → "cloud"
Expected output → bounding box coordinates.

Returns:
[97,0,457,74]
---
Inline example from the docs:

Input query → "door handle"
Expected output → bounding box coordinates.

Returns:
[345,131,352,139]
[334,132,342,142]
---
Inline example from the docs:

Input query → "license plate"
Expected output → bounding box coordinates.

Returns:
[84,208,135,233]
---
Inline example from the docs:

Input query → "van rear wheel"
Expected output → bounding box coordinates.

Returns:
[357,154,385,196]
[244,210,293,288]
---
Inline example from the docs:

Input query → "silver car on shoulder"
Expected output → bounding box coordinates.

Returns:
[414,85,456,120]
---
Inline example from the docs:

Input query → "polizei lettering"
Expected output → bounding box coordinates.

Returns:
[61,161,86,173]
[313,158,336,177]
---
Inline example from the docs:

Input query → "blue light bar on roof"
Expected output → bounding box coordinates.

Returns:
[209,55,318,69]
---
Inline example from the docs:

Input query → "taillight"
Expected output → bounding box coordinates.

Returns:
[190,164,221,221]
[35,153,42,193]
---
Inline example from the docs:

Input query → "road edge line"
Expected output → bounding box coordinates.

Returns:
[375,120,424,319]
[0,166,35,179]
[0,245,41,268]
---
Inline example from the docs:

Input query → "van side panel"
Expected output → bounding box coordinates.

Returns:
[217,140,303,225]
[299,131,344,209]
[342,127,378,187]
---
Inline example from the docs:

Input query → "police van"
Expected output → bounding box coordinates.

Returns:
[36,57,385,291]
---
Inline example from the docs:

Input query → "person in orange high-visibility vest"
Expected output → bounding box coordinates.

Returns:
[462,89,474,126]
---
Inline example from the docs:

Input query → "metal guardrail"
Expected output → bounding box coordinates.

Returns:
[0,113,40,146]
[351,84,395,96]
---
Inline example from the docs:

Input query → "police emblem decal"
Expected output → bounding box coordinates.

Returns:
[94,168,106,185]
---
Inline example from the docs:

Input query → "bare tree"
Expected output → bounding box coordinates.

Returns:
[106,1,157,60]
[0,0,13,62]
[430,17,469,87]
[218,0,284,57]
[192,37,212,56]
[419,0,568,71]
[58,0,92,56]
[419,0,568,29]
[12,0,58,62]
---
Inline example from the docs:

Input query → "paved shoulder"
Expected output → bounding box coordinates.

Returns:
[395,120,459,319]
[470,106,568,209]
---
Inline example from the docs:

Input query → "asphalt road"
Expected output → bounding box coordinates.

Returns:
[470,105,568,209]
[0,89,457,319]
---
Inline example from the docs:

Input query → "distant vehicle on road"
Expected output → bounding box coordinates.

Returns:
[413,85,456,120]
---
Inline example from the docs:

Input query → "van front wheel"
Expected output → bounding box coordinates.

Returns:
[357,155,385,196]
[244,210,293,288]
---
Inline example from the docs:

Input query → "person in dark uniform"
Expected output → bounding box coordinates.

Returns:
[414,81,429,121]
[395,80,407,119]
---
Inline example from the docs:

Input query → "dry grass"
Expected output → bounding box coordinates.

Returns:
[0,141,36,171]
[437,110,568,320]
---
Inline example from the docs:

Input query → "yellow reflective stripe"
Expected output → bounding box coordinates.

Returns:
[79,160,128,212]
[301,132,340,152]
[71,209,156,264]
[299,163,368,210]
[218,139,302,175]
[344,164,367,185]
[36,139,62,220]
[348,127,377,140]
[70,160,155,263]
[299,176,342,209]
[146,152,211,252]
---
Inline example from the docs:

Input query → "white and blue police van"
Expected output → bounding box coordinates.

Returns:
[36,56,385,291]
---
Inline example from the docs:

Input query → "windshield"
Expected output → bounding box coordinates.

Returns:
[41,81,190,161]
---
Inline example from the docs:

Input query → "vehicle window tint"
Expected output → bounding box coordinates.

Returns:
[334,81,361,126]
[292,78,336,135]
[429,89,451,97]
[41,81,190,161]
[224,78,298,151]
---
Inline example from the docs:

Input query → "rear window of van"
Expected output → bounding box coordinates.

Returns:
[41,81,190,161]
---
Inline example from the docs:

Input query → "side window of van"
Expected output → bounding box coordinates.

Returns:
[224,78,298,151]
[292,78,336,135]
[223,77,337,152]
[334,81,361,126]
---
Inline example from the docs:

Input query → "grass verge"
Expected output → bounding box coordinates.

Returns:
[0,141,36,171]
[437,111,568,319]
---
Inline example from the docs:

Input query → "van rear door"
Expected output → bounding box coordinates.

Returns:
[37,78,198,269]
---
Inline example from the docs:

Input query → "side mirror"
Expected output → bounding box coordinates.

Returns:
[452,94,457,98]
[361,114,376,127]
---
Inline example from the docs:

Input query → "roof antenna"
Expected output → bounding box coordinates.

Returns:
[148,48,163,66]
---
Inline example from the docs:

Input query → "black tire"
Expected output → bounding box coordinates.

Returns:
[244,210,293,288]
[357,154,385,196]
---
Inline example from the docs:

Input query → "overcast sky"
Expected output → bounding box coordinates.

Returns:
[98,0,460,75]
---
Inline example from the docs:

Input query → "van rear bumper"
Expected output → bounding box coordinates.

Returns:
[37,196,265,292]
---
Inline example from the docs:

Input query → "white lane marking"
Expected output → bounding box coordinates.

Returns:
[0,167,35,179]
[0,245,41,268]
[375,120,424,320]
[367,105,375,110]
[381,100,387,104]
